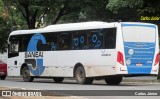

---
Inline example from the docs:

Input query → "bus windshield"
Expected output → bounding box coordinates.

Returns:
[122,25,156,42]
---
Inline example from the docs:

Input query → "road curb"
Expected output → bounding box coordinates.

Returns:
[123,79,160,83]
[122,77,160,83]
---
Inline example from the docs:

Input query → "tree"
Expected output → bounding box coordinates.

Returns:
[3,0,117,29]
[78,0,139,22]
[2,0,51,29]
[3,0,87,29]
[0,17,10,53]
[106,0,160,22]
[80,0,113,21]
[0,0,10,53]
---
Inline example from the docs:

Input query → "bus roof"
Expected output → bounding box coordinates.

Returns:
[10,21,156,36]
[10,21,114,35]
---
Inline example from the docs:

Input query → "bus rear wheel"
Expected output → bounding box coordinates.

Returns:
[105,76,122,85]
[75,66,94,84]
[53,77,64,83]
[22,66,34,82]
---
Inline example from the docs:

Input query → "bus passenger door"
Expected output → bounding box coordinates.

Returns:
[8,41,19,58]
[8,36,20,76]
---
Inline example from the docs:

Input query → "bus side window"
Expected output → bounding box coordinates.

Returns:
[51,43,58,51]
[88,29,103,49]
[37,40,50,51]
[73,31,87,50]
[59,33,72,50]
[43,33,59,51]
[103,28,116,49]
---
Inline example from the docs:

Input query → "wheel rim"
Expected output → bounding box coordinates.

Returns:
[23,68,30,79]
[77,69,85,81]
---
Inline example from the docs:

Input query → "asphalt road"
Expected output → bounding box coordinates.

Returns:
[0,77,160,90]
[0,77,160,99]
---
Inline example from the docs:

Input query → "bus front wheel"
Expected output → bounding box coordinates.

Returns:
[75,66,94,84]
[105,76,122,85]
[0,75,6,80]
[22,66,34,82]
[53,77,64,83]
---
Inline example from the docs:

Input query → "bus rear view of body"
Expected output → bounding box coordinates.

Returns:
[7,22,159,85]
[116,23,159,76]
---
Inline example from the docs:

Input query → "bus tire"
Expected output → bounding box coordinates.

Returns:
[22,66,34,82]
[75,66,94,84]
[0,75,6,80]
[53,77,64,83]
[105,76,122,85]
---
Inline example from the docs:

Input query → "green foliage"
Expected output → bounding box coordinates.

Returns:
[0,0,10,52]
[46,0,83,24]
[0,16,10,53]
[106,0,160,15]
[3,0,88,29]
[106,0,143,13]
[80,0,111,21]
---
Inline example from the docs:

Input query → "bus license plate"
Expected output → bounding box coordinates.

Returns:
[136,63,142,66]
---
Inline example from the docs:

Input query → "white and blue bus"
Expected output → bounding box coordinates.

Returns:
[7,21,159,85]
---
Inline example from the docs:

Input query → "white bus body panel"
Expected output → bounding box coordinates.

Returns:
[151,25,159,74]
[8,49,117,77]
[42,50,116,77]
[7,53,24,76]
[7,22,159,77]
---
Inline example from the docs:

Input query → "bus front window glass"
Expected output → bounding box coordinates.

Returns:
[9,36,19,53]
[8,36,19,58]
[10,42,19,53]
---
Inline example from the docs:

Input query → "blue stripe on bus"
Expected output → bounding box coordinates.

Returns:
[27,33,46,76]
[121,24,156,28]
[124,42,155,74]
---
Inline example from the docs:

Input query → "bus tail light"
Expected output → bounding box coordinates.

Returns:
[154,53,159,66]
[117,51,124,65]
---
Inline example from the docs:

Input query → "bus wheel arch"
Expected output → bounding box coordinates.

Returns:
[74,63,94,84]
[20,63,34,82]
[20,63,28,75]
